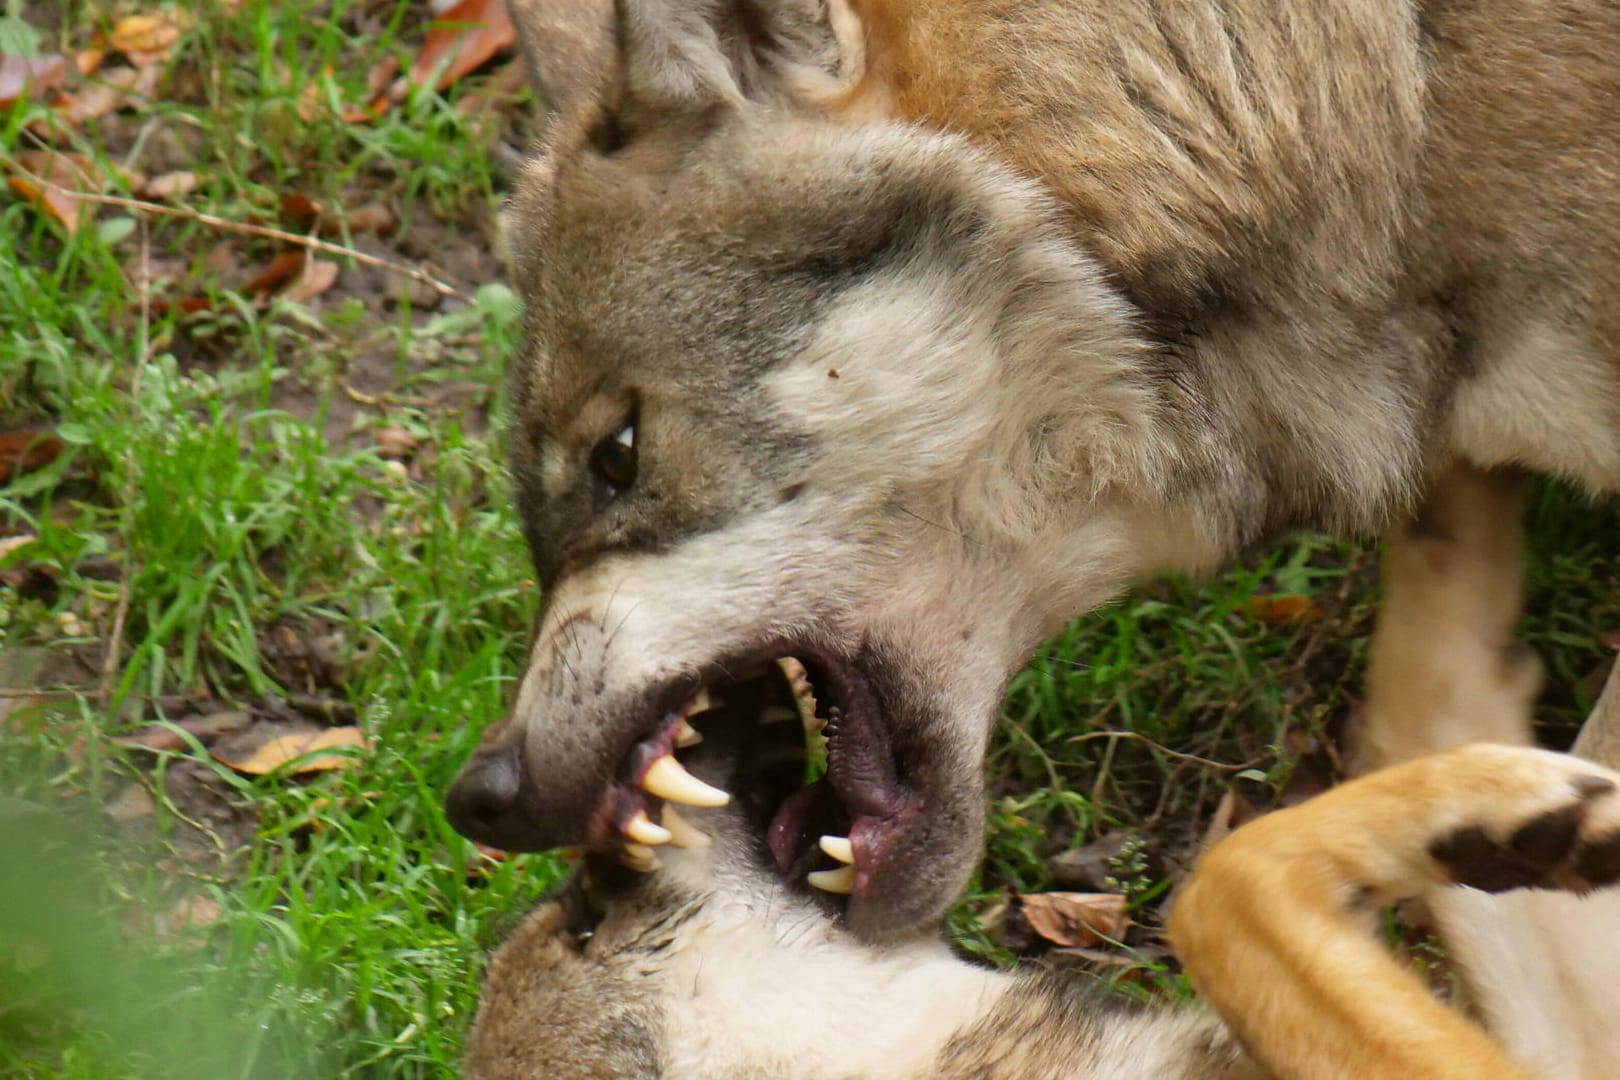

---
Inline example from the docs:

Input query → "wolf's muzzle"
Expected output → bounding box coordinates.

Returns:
[446,740,550,853]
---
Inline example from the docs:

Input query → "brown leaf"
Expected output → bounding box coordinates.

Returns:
[7,150,98,235]
[137,169,197,200]
[342,202,395,236]
[109,13,184,59]
[363,54,400,98]
[75,45,108,77]
[243,250,308,297]
[282,257,339,304]
[154,894,223,941]
[105,783,156,824]
[278,191,324,227]
[0,53,70,107]
[408,0,517,92]
[0,427,66,483]
[214,725,368,775]
[1243,594,1324,625]
[373,426,419,459]
[114,711,252,752]
[1019,892,1130,948]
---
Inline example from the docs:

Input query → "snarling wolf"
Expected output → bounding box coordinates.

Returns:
[446,0,1620,944]
[460,637,1620,1079]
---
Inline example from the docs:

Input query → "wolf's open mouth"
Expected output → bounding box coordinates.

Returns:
[589,650,919,901]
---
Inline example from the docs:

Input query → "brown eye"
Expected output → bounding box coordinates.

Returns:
[590,423,637,494]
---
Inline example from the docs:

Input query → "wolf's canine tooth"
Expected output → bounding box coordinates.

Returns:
[684,688,718,716]
[818,835,854,865]
[807,865,856,894]
[675,719,703,748]
[641,754,731,807]
[661,806,712,849]
[622,843,660,873]
[625,811,672,846]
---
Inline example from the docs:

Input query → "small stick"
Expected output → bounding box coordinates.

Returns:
[1,151,475,304]
[1069,729,1263,773]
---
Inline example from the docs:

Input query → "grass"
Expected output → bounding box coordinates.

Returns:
[4,1,1620,1075]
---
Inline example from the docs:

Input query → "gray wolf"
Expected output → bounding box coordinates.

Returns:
[460,628,1620,1078]
[444,0,1620,1056]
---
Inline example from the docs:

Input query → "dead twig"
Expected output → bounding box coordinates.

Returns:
[1069,729,1265,773]
[0,151,475,304]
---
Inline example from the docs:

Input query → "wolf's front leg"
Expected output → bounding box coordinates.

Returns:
[1358,462,1620,1076]
[1361,463,1539,767]
[1170,745,1620,1080]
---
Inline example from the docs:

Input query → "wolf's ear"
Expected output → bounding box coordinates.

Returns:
[612,0,867,111]
[506,0,618,115]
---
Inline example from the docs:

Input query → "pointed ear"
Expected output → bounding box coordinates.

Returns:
[614,0,867,111]
[506,0,618,115]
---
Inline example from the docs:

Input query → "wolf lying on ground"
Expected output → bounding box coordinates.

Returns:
[462,603,1620,1079]
[444,0,1620,1071]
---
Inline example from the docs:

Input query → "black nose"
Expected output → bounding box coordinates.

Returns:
[446,743,549,852]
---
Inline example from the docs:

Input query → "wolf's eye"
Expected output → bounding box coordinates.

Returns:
[590,423,637,494]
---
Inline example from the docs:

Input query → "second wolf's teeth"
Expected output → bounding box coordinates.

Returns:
[685,688,718,716]
[662,805,712,849]
[622,843,660,873]
[625,811,672,846]
[818,835,854,865]
[676,719,703,748]
[808,865,856,894]
[641,754,731,807]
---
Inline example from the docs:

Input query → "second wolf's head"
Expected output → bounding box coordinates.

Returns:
[448,0,1204,938]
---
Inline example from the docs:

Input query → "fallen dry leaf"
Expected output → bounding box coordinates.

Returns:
[281,256,339,304]
[1019,891,1130,948]
[243,250,309,296]
[1243,594,1324,625]
[109,13,184,58]
[373,426,419,459]
[343,202,395,236]
[137,169,197,200]
[114,711,252,753]
[0,426,66,483]
[75,44,108,77]
[0,52,70,107]
[53,64,161,126]
[7,150,99,235]
[407,0,516,92]
[105,783,156,824]
[280,192,395,238]
[154,894,223,942]
[214,725,368,775]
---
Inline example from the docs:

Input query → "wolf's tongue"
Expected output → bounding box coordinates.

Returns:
[767,782,825,873]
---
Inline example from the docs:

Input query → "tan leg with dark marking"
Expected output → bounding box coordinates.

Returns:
[1171,745,1620,1080]
[1355,463,1620,1077]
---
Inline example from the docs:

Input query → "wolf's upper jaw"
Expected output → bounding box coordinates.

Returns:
[597,652,919,906]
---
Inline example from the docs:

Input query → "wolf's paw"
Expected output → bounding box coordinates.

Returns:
[1428,749,1620,895]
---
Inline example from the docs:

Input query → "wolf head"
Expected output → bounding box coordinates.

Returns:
[447,0,1187,938]
[462,684,1009,1079]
